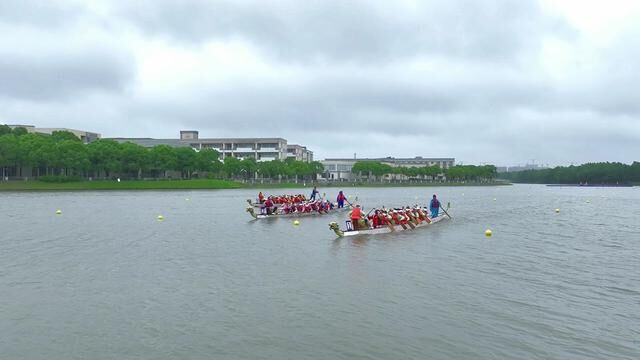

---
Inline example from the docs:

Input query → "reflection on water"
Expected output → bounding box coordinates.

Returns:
[1,185,639,360]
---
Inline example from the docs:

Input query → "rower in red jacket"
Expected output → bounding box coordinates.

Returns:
[350,205,363,230]
[263,198,274,215]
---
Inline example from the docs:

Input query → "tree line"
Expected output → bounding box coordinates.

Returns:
[0,126,324,181]
[351,161,497,182]
[500,162,640,184]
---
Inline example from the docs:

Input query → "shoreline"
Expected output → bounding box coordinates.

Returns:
[0,179,510,191]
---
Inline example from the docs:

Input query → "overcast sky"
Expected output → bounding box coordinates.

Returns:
[1,0,639,166]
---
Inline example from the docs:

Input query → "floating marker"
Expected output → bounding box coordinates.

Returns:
[485,229,492,237]
[185,198,190,201]
[157,215,164,221]
[293,220,300,226]
[55,210,62,215]
[555,209,560,213]
[493,198,497,201]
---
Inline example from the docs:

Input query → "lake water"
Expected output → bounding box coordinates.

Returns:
[1,185,639,359]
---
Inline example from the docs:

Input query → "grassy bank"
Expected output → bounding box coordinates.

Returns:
[243,181,510,188]
[0,179,510,191]
[0,179,243,191]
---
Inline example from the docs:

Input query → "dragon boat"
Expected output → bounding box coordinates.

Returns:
[328,206,451,237]
[247,194,309,208]
[246,203,352,220]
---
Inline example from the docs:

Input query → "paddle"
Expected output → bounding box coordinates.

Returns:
[345,197,354,208]
[318,193,327,214]
[405,215,416,229]
[385,214,396,232]
[440,205,452,219]
[420,208,431,224]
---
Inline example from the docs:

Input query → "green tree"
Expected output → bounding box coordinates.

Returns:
[223,156,242,178]
[501,162,638,184]
[31,135,56,176]
[88,139,122,178]
[0,134,18,178]
[120,142,148,179]
[0,125,11,136]
[195,148,222,174]
[18,134,49,177]
[175,147,197,179]
[150,145,177,178]
[51,130,81,142]
[54,140,90,176]
[240,158,258,180]
[11,127,28,136]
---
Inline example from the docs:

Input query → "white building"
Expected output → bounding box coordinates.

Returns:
[112,130,313,162]
[287,144,314,162]
[321,157,455,181]
[8,125,101,143]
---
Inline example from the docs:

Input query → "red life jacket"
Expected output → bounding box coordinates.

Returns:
[351,207,362,219]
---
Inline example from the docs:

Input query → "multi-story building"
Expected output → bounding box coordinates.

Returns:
[321,157,455,181]
[181,131,288,162]
[287,144,314,162]
[112,130,312,162]
[7,125,101,143]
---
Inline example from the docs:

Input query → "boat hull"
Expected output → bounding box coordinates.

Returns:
[247,205,350,220]
[329,213,448,237]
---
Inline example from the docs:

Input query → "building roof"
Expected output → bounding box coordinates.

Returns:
[193,138,287,143]
[32,127,100,135]
[109,138,188,147]
[323,157,455,162]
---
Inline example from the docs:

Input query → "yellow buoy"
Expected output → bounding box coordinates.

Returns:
[555,209,560,213]
[157,215,164,221]
[485,229,492,237]
[493,198,497,201]
[293,220,300,226]
[55,210,62,215]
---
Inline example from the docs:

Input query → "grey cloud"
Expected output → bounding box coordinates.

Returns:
[0,0,85,27]
[0,48,134,101]
[128,66,551,131]
[116,0,565,63]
